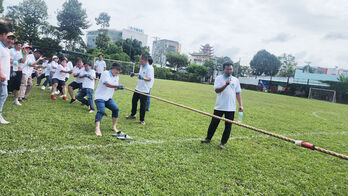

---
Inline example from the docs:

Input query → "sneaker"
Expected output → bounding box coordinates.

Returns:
[117,134,133,140]
[14,100,22,106]
[35,84,40,86]
[55,90,60,95]
[41,86,45,90]
[18,98,23,102]
[140,121,146,126]
[62,96,68,101]
[51,95,56,100]
[112,131,126,137]
[219,144,226,149]
[126,115,136,119]
[201,139,211,144]
[22,97,28,101]
[48,86,52,90]
[70,99,76,104]
[0,117,10,124]
[59,94,64,98]
[88,110,94,113]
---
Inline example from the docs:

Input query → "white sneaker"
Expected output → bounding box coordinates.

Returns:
[14,100,22,106]
[0,117,10,124]
[48,86,52,90]
[55,90,60,95]
[41,86,45,90]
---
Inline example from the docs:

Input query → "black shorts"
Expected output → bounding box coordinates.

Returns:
[68,81,82,90]
[96,73,101,79]
[8,70,22,91]
[52,78,66,86]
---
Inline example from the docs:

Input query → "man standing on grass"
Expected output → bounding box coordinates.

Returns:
[201,62,244,149]
[94,54,106,79]
[145,56,154,112]
[0,23,11,124]
[126,54,154,126]
[50,58,70,101]
[19,48,44,102]
[8,41,24,106]
[68,58,84,104]
[76,62,96,113]
[94,63,124,137]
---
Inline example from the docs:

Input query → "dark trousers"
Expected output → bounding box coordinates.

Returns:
[206,110,235,145]
[42,75,51,87]
[131,91,148,121]
[57,77,68,93]
[36,73,46,85]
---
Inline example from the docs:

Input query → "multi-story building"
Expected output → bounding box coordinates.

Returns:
[190,44,214,65]
[152,39,181,66]
[86,27,148,48]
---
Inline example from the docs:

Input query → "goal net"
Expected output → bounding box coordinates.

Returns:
[308,87,336,103]
[93,57,136,75]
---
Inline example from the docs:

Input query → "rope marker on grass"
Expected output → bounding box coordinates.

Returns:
[124,87,348,160]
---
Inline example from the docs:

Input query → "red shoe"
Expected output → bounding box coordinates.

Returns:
[51,95,56,100]
[62,96,68,101]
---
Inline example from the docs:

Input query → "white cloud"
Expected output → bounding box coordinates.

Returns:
[4,0,348,68]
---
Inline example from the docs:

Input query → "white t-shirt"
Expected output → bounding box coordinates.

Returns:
[73,66,84,83]
[214,75,241,112]
[80,69,96,89]
[50,61,58,73]
[136,64,154,93]
[0,43,11,81]
[42,61,50,76]
[94,60,106,73]
[94,70,119,101]
[22,54,36,76]
[9,48,23,71]
[53,64,69,81]
[66,61,73,78]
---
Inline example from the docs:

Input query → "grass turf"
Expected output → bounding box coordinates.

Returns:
[0,75,347,195]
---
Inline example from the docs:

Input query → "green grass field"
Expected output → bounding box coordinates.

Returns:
[0,75,347,195]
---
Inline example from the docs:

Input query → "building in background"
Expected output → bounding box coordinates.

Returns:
[189,44,215,65]
[152,39,181,66]
[87,27,148,48]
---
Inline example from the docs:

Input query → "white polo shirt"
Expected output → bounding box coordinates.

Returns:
[94,70,119,101]
[66,61,73,78]
[50,61,58,73]
[0,42,11,82]
[42,61,50,76]
[136,64,154,93]
[94,60,106,74]
[214,75,241,112]
[80,69,96,89]
[73,66,84,83]
[22,54,36,76]
[53,64,69,81]
[9,48,23,71]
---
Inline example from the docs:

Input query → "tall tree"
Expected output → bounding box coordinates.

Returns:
[203,59,216,77]
[6,0,48,44]
[95,12,111,29]
[95,31,110,50]
[278,53,297,77]
[57,0,89,50]
[250,49,281,76]
[117,38,149,61]
[166,52,189,71]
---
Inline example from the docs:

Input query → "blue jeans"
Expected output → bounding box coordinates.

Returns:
[146,88,151,111]
[95,99,119,122]
[42,75,52,87]
[0,81,8,117]
[76,88,94,111]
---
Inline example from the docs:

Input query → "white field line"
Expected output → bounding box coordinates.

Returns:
[0,131,347,155]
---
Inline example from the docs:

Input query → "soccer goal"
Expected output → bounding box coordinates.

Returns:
[308,87,336,103]
[93,57,136,75]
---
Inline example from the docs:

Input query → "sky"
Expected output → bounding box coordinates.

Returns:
[4,0,348,68]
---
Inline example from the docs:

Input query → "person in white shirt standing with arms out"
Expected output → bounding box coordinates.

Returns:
[50,57,71,101]
[76,62,96,113]
[40,57,52,90]
[201,62,244,149]
[94,63,124,137]
[126,54,154,126]
[0,23,11,124]
[8,41,24,106]
[68,58,84,104]
[19,48,44,102]
[94,54,106,79]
